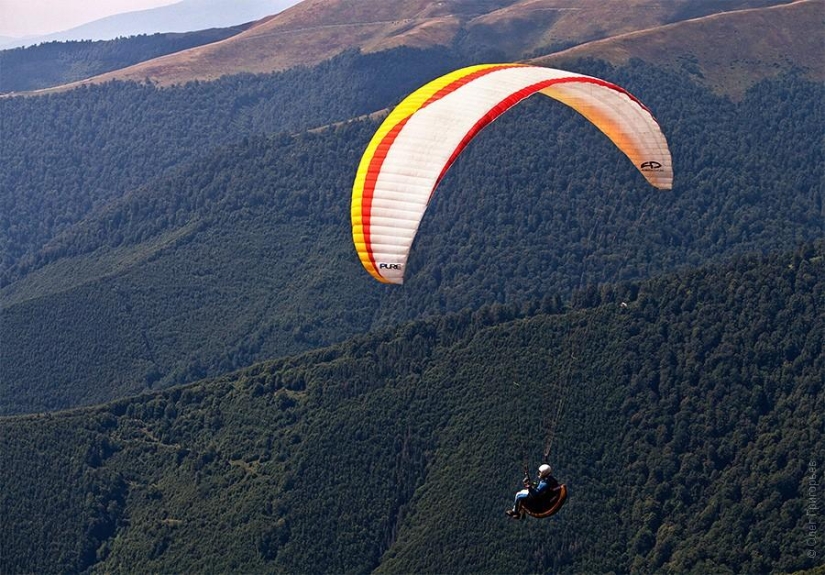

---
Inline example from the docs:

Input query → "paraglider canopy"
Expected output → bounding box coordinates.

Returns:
[351,63,673,284]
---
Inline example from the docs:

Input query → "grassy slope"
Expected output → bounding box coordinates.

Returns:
[534,0,825,97]
[40,0,798,91]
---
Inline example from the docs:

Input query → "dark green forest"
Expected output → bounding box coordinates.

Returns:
[1,56,822,415]
[1,244,822,574]
[0,47,467,281]
[0,26,250,94]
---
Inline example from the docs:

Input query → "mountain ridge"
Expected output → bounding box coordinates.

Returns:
[33,0,808,96]
[0,26,253,94]
[0,0,300,50]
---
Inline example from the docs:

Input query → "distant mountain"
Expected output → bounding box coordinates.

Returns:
[0,0,300,50]
[0,26,250,94]
[534,0,825,98]
[47,0,799,92]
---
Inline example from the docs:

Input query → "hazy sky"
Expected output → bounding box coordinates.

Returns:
[0,0,180,37]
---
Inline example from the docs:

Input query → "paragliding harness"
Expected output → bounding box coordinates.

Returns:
[511,376,569,520]
[508,305,600,520]
[517,459,568,519]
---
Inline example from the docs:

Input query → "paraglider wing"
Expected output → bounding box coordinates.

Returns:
[351,63,673,284]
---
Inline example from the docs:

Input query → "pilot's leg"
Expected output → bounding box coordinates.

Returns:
[506,488,529,519]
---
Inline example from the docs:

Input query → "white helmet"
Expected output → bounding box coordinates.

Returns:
[538,464,552,478]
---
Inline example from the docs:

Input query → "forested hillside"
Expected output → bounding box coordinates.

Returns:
[0,47,466,282]
[1,243,821,574]
[2,58,822,415]
[0,25,249,94]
